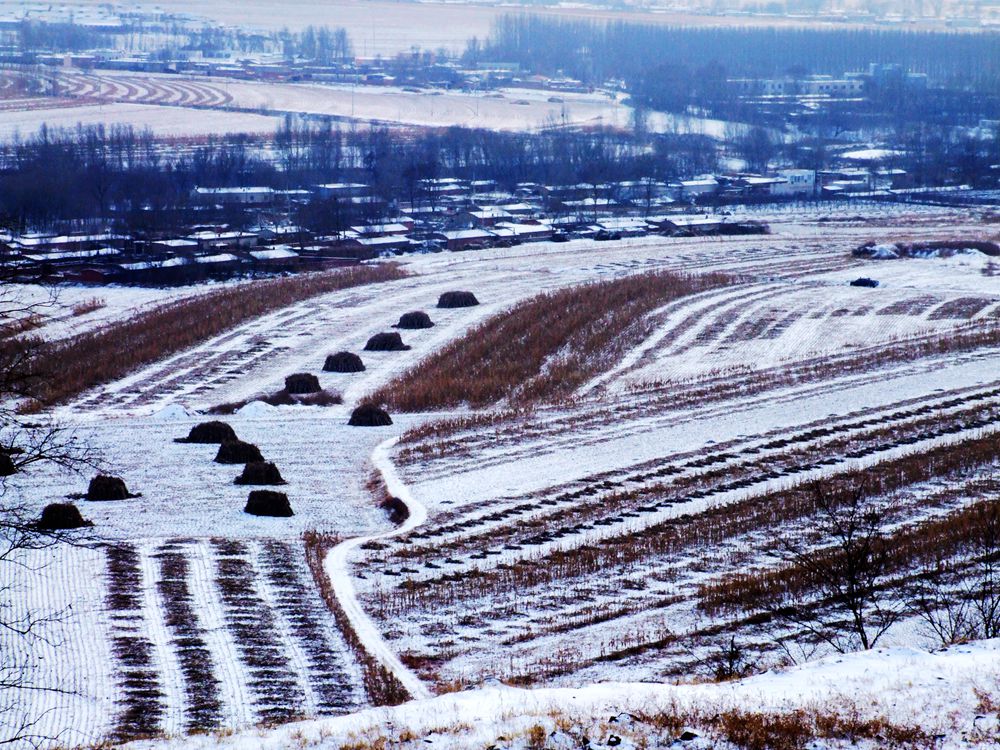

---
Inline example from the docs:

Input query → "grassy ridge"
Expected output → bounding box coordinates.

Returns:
[370,271,732,411]
[23,264,407,410]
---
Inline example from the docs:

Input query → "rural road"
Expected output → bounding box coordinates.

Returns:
[324,436,432,700]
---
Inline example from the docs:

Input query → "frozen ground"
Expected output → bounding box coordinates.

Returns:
[4,204,1000,747]
[0,102,281,141]
[1,68,745,137]
[125,638,1000,748]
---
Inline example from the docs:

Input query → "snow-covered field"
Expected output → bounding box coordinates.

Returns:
[0,102,282,141]
[4,204,1000,747]
[122,639,1000,749]
[0,68,745,138]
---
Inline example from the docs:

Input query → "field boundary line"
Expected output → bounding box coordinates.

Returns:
[324,437,431,701]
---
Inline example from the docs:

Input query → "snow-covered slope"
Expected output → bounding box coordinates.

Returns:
[126,638,1000,748]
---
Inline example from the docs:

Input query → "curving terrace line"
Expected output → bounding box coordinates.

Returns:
[323,436,432,701]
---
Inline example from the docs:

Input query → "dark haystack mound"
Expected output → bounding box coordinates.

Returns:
[437,291,479,308]
[323,351,366,373]
[214,440,265,464]
[348,403,393,427]
[394,310,435,329]
[37,502,92,530]
[234,461,286,486]
[86,475,133,501]
[177,421,238,444]
[364,332,411,351]
[284,372,321,394]
[0,453,16,476]
[244,490,294,517]
[380,495,409,525]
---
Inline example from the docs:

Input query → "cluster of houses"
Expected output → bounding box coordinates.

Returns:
[1,161,959,285]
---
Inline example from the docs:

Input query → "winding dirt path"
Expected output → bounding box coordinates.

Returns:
[323,436,432,700]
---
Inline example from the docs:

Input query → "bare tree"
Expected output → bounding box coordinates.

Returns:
[910,495,1000,647]
[0,276,92,746]
[778,480,905,652]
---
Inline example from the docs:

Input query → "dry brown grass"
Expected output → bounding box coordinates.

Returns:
[369,271,733,411]
[71,297,106,316]
[0,313,43,338]
[712,708,931,749]
[698,486,1000,617]
[302,532,411,707]
[20,264,406,410]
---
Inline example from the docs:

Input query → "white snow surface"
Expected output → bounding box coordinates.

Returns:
[125,638,1000,748]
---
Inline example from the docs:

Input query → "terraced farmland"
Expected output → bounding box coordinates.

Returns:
[5,207,1000,746]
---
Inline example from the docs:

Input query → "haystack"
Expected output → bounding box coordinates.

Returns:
[214,440,264,464]
[177,421,238,444]
[86,475,133,501]
[284,372,321,394]
[364,332,411,351]
[323,351,366,373]
[395,311,435,329]
[234,461,286,486]
[244,490,294,517]
[37,503,92,530]
[380,495,409,524]
[437,291,479,308]
[348,403,393,427]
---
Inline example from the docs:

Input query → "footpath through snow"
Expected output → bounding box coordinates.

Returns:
[323,437,431,700]
[127,638,1000,749]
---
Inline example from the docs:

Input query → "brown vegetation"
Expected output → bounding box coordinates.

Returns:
[20,264,406,410]
[372,271,732,411]
[234,461,286,486]
[214,440,264,464]
[176,421,238,444]
[71,297,106,316]
[37,502,91,530]
[302,532,411,707]
[324,351,366,373]
[86,474,134,501]
[349,403,393,427]
[285,373,322,394]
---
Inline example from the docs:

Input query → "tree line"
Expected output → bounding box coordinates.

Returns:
[0,121,718,233]
[472,17,1000,127]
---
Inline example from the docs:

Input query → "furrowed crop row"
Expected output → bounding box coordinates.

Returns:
[379,385,1000,575]
[105,543,166,742]
[370,397,1000,609]
[153,542,224,733]
[258,540,358,715]
[210,539,306,725]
